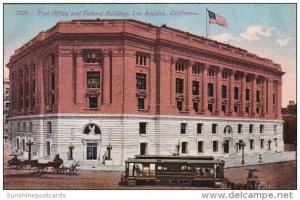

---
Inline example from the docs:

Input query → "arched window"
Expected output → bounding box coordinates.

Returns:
[224,125,233,134]
[83,123,101,134]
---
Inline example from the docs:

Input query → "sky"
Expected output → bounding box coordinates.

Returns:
[3,3,296,107]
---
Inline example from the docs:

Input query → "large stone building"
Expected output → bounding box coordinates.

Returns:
[7,19,284,165]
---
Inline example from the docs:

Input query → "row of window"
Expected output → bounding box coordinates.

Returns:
[15,121,52,134]
[138,122,278,135]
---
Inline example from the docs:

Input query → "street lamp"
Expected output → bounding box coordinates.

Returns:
[268,139,272,150]
[26,140,33,160]
[107,143,112,160]
[69,143,74,160]
[239,140,246,165]
[176,141,180,155]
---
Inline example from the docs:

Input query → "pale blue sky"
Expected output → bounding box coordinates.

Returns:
[3,4,296,106]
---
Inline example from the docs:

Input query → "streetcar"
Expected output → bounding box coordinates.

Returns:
[119,155,225,186]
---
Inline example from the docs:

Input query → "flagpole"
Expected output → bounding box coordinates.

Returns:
[206,9,208,38]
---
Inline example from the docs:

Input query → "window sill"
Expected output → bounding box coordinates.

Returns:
[138,109,149,112]
[179,111,189,113]
[84,63,101,66]
[84,108,100,111]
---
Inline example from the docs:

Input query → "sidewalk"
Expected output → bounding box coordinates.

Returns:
[76,151,296,171]
[223,151,296,168]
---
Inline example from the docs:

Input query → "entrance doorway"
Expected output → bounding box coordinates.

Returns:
[87,143,97,160]
[223,140,229,154]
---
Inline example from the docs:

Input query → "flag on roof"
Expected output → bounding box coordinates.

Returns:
[207,9,228,28]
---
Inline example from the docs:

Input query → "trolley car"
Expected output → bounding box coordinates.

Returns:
[119,155,225,186]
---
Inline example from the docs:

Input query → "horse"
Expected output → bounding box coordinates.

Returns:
[68,161,80,175]
[59,160,80,175]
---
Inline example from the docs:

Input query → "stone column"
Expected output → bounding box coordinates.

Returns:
[262,78,267,115]
[267,78,273,116]
[215,66,222,114]
[240,73,246,114]
[103,50,111,105]
[277,81,282,118]
[229,69,235,114]
[201,64,208,113]
[187,61,193,112]
[170,58,176,106]
[251,75,257,115]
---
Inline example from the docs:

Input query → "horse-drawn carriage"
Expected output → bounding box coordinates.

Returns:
[7,153,80,176]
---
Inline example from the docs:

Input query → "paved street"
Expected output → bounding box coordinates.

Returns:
[3,147,296,189]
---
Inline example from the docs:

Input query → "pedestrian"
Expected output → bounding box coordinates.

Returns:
[132,164,136,176]
[136,165,140,176]
[259,154,262,163]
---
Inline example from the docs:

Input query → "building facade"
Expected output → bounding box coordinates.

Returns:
[4,78,10,145]
[7,19,284,165]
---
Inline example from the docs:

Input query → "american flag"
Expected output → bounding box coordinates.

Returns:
[207,9,228,28]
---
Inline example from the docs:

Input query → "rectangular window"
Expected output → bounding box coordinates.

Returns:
[273,93,276,104]
[140,143,148,155]
[22,139,25,151]
[250,139,254,150]
[249,124,253,133]
[32,79,35,94]
[234,87,239,100]
[256,90,260,102]
[260,139,264,148]
[260,124,264,133]
[208,103,213,113]
[139,122,147,134]
[47,122,52,134]
[192,81,199,95]
[89,97,98,108]
[222,71,228,79]
[198,141,204,153]
[234,105,238,113]
[193,102,199,112]
[51,73,55,90]
[246,106,250,114]
[192,65,201,74]
[177,101,183,111]
[138,98,145,110]
[46,141,51,156]
[238,140,243,150]
[180,123,187,134]
[222,85,227,98]
[212,124,217,134]
[85,52,101,63]
[246,76,251,83]
[222,105,226,113]
[197,123,203,134]
[175,61,185,72]
[238,124,243,133]
[274,125,277,134]
[181,142,188,154]
[87,72,100,88]
[136,73,147,90]
[29,122,33,133]
[213,141,218,152]
[136,53,147,66]
[176,78,184,93]
[256,107,260,114]
[246,89,250,101]
[208,83,214,97]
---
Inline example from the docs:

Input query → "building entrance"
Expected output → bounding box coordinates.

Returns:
[87,143,97,160]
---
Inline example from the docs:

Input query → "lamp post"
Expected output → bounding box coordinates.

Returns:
[107,143,112,160]
[176,141,180,155]
[26,140,33,160]
[240,141,246,165]
[69,143,74,160]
